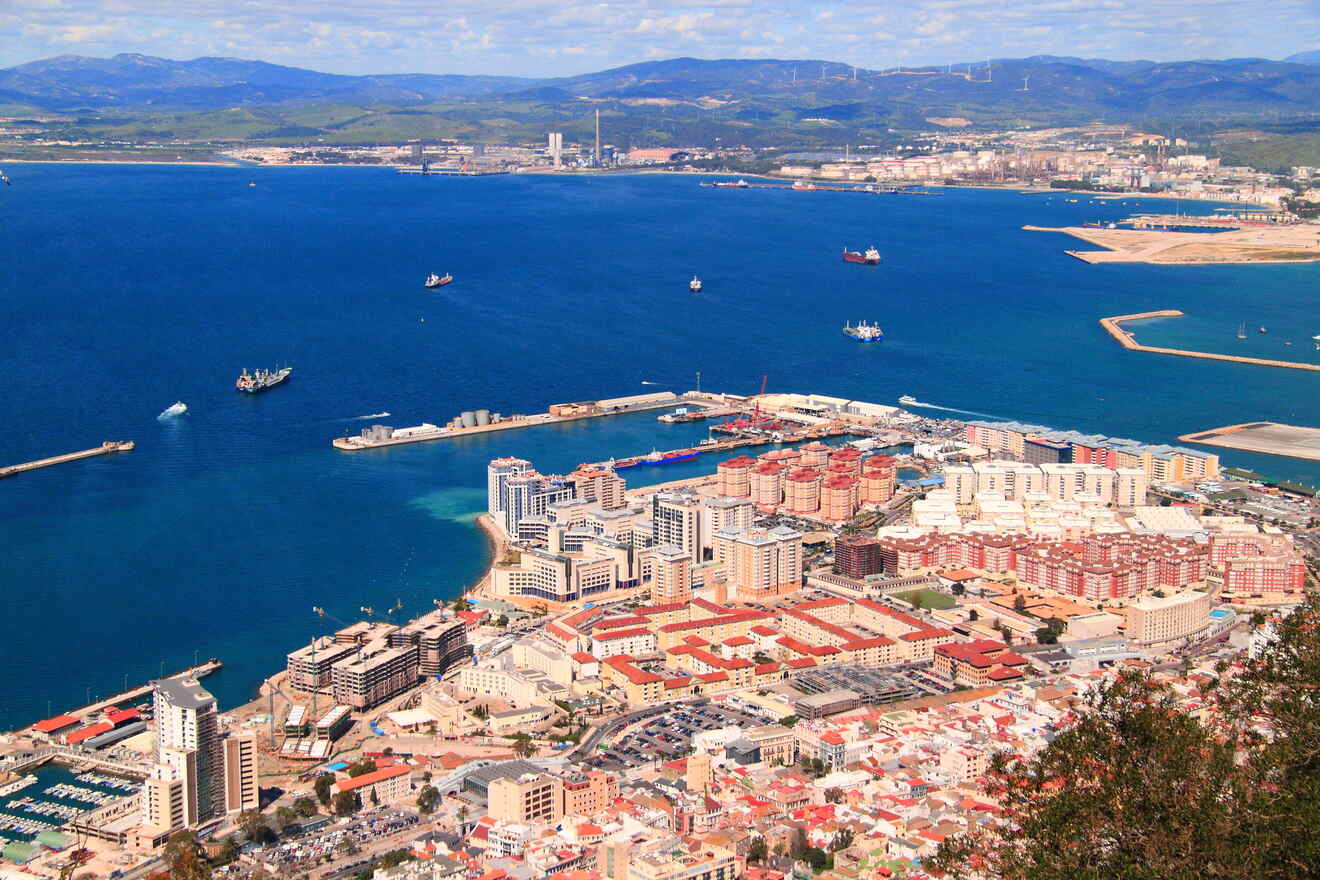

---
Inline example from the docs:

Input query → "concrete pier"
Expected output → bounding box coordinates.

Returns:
[0,441,135,479]
[1099,311,1320,372]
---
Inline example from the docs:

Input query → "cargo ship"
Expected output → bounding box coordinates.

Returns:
[842,247,881,265]
[236,366,292,393]
[843,320,884,342]
[712,179,749,188]
[644,447,701,465]
[425,273,453,288]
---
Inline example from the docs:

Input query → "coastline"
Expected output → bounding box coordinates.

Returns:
[468,514,506,601]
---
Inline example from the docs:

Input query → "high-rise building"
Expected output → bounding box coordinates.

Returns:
[223,734,259,813]
[548,131,563,168]
[593,110,601,165]
[784,468,822,514]
[503,474,574,536]
[141,764,186,836]
[651,545,693,604]
[652,491,702,563]
[700,496,755,555]
[153,676,225,824]
[488,457,533,522]
[714,526,803,601]
[750,462,784,508]
[489,773,564,824]
[716,456,755,497]
[569,465,627,510]
[331,641,420,710]
[685,750,712,793]
[834,534,883,578]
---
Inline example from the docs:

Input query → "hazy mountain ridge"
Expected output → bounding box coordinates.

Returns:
[7,52,1320,147]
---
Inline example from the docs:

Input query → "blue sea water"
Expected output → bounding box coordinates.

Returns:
[2,166,1319,728]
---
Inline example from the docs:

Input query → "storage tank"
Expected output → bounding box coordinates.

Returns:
[460,411,477,428]
[475,409,491,426]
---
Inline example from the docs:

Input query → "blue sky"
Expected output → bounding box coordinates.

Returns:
[4,0,1318,77]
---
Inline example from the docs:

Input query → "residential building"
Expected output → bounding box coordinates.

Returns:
[488,773,564,824]
[222,734,259,813]
[653,492,703,563]
[153,675,224,824]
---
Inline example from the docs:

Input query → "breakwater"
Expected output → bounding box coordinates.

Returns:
[0,441,134,479]
[1099,311,1320,372]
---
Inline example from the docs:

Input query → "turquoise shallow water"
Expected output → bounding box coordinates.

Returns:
[1,166,1318,727]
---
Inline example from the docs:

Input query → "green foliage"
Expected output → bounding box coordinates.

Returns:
[164,830,211,880]
[748,836,768,863]
[346,758,377,777]
[417,784,441,815]
[210,835,240,867]
[968,608,979,621]
[778,715,798,727]
[313,774,333,806]
[332,789,361,817]
[932,592,1320,880]
[1035,618,1066,645]
[293,795,318,818]
[829,828,854,852]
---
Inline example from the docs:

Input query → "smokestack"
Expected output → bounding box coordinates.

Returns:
[594,109,601,165]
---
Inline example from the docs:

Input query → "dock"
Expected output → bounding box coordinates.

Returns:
[1099,311,1320,372]
[333,394,721,451]
[0,441,134,480]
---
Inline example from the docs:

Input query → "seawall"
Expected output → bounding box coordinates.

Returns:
[1099,311,1320,372]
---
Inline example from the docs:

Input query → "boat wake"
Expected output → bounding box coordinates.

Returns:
[903,399,1000,419]
[355,412,391,420]
[640,381,663,386]
[157,401,187,421]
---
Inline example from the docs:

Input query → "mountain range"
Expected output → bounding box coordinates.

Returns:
[5,52,1320,148]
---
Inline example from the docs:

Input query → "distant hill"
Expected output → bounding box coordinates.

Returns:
[6,52,1320,145]
[0,53,532,109]
[1285,50,1320,65]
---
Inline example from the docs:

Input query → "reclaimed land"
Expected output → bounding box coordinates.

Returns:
[1177,421,1320,462]
[1099,311,1320,372]
[1025,224,1320,264]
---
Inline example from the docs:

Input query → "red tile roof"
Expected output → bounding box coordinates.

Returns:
[32,714,79,733]
[65,722,113,744]
[335,763,410,792]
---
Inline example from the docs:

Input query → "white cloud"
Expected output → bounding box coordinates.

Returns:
[1,0,1317,77]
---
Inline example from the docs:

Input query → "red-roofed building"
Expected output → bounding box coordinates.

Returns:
[334,763,412,804]
[31,714,80,739]
[65,722,114,745]
[934,640,1028,686]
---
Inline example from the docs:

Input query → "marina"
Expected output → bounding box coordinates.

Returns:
[1099,311,1320,372]
[0,441,134,480]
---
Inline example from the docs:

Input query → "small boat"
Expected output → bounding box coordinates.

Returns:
[1237,322,1247,340]
[425,273,453,289]
[899,395,918,406]
[1285,340,1293,346]
[157,401,188,420]
[0,170,10,186]
[247,181,255,187]
[1259,326,1267,334]
[689,276,702,293]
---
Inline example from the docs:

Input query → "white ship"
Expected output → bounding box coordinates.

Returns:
[898,395,919,406]
[843,320,884,342]
[689,276,702,292]
[157,401,188,420]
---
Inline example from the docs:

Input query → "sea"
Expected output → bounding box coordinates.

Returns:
[2,165,1319,729]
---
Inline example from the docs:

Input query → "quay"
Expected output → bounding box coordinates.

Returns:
[1099,311,1320,372]
[333,393,722,451]
[0,441,134,480]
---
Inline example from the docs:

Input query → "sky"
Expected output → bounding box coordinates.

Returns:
[4,0,1319,78]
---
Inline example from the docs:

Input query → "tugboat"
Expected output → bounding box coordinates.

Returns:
[236,366,293,393]
[842,247,881,265]
[689,276,703,293]
[843,320,884,342]
[425,273,453,288]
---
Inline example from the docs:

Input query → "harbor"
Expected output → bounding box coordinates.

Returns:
[1099,311,1320,372]
[0,441,134,480]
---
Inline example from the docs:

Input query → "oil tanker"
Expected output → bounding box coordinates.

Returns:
[842,247,881,265]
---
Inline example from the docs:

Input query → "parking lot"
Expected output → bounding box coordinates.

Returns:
[583,701,775,771]
[240,806,421,877]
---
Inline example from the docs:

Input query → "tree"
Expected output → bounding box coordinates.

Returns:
[791,827,810,859]
[968,608,979,621]
[293,796,318,818]
[274,805,296,830]
[332,789,361,817]
[748,836,768,863]
[829,828,854,852]
[909,592,924,610]
[511,737,537,759]
[778,715,798,728]
[472,703,489,720]
[823,787,844,804]
[951,582,965,596]
[163,831,210,880]
[929,672,1248,879]
[458,805,469,826]
[347,758,377,777]
[1013,594,1026,613]
[369,788,379,807]
[417,785,441,815]
[237,809,271,843]
[211,836,240,867]
[313,774,334,807]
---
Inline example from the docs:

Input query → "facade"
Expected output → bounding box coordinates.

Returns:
[715,457,754,498]
[652,492,703,563]
[153,676,225,825]
[749,462,784,508]
[561,770,617,816]
[487,457,533,523]
[651,545,694,604]
[1124,591,1212,645]
[141,766,186,838]
[334,764,412,805]
[286,638,358,694]
[570,465,627,511]
[834,534,883,579]
[783,468,822,514]
[488,773,564,824]
[714,526,803,601]
[390,617,470,677]
[331,642,420,710]
[222,734,259,813]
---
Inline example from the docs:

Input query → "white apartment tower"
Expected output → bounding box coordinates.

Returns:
[153,676,225,824]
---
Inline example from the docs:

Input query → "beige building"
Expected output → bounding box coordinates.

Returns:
[713,526,803,601]
[1124,590,1212,645]
[488,772,564,824]
[744,724,795,766]
[570,465,627,510]
[141,765,186,838]
[650,545,693,604]
[222,734,259,813]
[562,769,618,816]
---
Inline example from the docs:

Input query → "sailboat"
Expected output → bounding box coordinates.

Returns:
[1236,322,1247,340]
